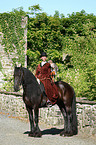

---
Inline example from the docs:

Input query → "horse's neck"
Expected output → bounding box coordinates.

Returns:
[22,68,37,86]
[21,69,25,89]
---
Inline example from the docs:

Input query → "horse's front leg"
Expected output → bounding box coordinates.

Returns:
[26,106,35,137]
[34,107,42,137]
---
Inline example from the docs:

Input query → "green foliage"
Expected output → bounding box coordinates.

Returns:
[0,7,26,66]
[27,4,42,17]
[27,11,63,70]
[0,6,96,100]
[0,61,2,70]
[0,7,27,91]
[2,74,14,92]
[27,8,96,100]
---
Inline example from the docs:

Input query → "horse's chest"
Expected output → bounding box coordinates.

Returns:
[23,95,31,106]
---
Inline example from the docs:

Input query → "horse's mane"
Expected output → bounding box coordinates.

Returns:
[21,67,38,85]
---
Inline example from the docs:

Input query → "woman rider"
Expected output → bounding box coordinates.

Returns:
[35,52,58,106]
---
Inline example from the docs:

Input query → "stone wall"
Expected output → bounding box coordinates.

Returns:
[0,93,96,135]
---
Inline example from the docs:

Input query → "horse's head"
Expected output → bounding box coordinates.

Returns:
[14,65,23,92]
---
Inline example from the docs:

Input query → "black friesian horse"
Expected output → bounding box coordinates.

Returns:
[14,66,78,137]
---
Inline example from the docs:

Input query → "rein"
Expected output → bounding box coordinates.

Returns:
[40,77,50,81]
[40,77,53,84]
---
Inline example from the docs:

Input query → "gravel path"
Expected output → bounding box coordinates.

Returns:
[0,113,96,145]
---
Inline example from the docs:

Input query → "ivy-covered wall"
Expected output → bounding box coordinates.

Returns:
[0,9,27,91]
[0,32,13,89]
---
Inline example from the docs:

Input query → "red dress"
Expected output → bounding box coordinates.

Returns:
[35,63,58,104]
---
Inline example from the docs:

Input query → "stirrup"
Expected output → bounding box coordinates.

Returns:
[47,100,52,107]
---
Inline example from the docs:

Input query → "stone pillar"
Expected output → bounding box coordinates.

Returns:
[21,17,27,68]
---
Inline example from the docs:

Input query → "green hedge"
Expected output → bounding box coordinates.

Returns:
[27,8,96,100]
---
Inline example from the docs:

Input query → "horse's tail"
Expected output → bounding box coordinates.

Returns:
[72,92,78,135]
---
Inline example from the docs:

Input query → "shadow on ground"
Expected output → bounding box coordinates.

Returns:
[42,128,63,135]
[24,128,63,135]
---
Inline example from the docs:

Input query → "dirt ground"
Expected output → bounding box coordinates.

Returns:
[0,112,96,145]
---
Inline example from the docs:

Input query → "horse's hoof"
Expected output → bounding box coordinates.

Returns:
[28,132,34,137]
[60,130,66,137]
[60,131,73,137]
[35,133,42,137]
[34,131,42,138]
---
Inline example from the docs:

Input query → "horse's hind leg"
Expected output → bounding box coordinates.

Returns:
[65,107,73,136]
[59,106,68,135]
[58,102,73,136]
[63,108,73,136]
[61,96,78,136]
